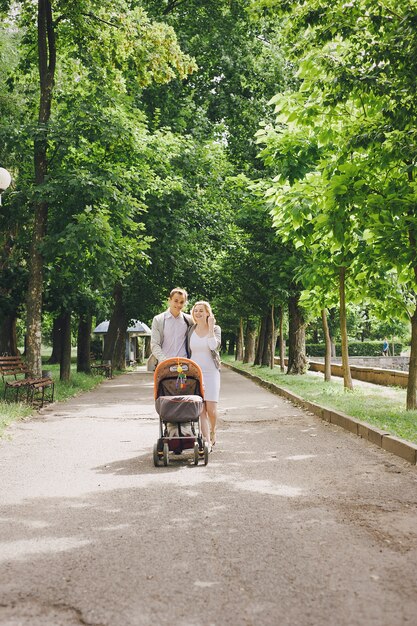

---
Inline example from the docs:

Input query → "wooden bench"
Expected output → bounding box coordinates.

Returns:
[27,375,55,407]
[90,358,112,379]
[0,355,55,407]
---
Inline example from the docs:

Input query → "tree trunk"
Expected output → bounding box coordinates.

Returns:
[270,304,275,369]
[103,283,128,370]
[406,185,417,408]
[321,308,332,382]
[236,318,244,361]
[261,314,273,366]
[48,314,64,364]
[26,203,47,376]
[77,312,92,373]
[287,294,307,375]
[0,313,18,355]
[254,313,272,367]
[26,0,56,377]
[114,325,127,370]
[221,335,227,353]
[144,336,151,358]
[243,319,256,364]
[362,306,371,342]
[328,308,337,356]
[59,310,72,381]
[254,315,267,365]
[339,266,353,391]
[278,305,285,372]
[406,307,417,409]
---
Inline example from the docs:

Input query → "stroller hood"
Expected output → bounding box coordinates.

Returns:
[154,357,204,400]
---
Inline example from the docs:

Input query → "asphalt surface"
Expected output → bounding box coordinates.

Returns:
[0,366,416,626]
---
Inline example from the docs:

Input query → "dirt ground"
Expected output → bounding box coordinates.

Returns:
[0,366,416,626]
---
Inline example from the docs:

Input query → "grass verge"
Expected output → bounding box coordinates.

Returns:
[0,362,107,437]
[223,355,417,445]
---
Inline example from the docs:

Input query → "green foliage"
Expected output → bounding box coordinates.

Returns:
[1,0,294,347]
[126,132,238,322]
[40,98,156,314]
[256,0,417,370]
[142,0,287,165]
[0,0,199,329]
[211,173,297,334]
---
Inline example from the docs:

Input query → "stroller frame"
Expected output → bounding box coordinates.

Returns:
[153,357,209,466]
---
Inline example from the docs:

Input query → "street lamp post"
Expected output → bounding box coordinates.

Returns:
[0,167,12,206]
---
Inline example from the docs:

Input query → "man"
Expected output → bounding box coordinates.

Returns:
[148,287,194,445]
[147,287,192,371]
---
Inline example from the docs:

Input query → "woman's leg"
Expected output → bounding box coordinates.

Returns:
[205,401,218,444]
[199,404,211,446]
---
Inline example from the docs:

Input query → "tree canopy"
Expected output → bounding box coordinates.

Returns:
[0,0,416,406]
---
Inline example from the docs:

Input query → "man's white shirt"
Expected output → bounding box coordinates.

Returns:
[161,310,188,358]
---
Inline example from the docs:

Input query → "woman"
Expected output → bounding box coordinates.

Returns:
[188,301,221,450]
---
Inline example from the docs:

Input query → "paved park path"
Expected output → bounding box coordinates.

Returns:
[0,366,416,626]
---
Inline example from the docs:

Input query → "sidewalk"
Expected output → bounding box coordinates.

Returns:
[224,362,417,465]
[0,366,416,626]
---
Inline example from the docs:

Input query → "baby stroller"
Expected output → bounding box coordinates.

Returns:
[153,357,210,466]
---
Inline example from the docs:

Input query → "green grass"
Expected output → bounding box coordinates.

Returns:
[0,362,107,437]
[223,355,417,445]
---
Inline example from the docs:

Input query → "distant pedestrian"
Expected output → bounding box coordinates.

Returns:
[382,338,389,357]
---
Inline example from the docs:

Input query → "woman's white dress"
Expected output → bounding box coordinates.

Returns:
[189,333,220,402]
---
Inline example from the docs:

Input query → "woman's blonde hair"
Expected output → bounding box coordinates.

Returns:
[191,300,213,323]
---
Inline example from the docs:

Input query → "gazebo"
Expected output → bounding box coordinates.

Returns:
[93,320,151,364]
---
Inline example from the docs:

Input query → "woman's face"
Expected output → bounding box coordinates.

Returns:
[193,304,209,322]
[169,293,186,317]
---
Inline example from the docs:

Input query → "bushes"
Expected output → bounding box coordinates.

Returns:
[306,341,404,357]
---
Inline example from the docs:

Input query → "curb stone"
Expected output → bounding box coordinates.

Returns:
[223,362,417,465]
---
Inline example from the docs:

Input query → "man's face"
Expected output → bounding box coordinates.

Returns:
[169,294,186,317]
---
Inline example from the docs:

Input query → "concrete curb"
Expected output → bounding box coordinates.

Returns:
[223,362,417,465]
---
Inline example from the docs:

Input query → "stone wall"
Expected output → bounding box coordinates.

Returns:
[309,356,409,372]
[308,360,408,388]
[274,356,409,388]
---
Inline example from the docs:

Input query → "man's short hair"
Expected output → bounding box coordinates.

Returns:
[169,287,188,301]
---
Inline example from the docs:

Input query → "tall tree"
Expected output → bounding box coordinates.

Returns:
[1,0,196,376]
[256,0,417,406]
[25,0,56,377]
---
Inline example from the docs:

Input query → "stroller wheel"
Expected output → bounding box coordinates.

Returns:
[153,443,160,467]
[193,442,199,465]
[204,441,209,466]
[163,443,169,466]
